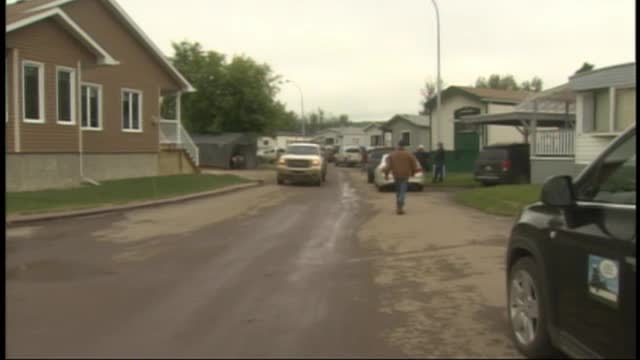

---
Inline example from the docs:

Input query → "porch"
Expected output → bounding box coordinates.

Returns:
[457,84,577,183]
[159,92,199,167]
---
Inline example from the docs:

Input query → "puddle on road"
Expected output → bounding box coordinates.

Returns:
[6,226,41,239]
[6,259,116,283]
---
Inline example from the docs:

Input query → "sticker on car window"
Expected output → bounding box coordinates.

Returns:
[588,255,620,307]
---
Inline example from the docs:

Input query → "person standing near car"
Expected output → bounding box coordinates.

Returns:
[433,142,445,183]
[414,145,429,173]
[360,146,368,174]
[384,141,419,215]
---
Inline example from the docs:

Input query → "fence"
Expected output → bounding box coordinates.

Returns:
[159,119,199,166]
[535,129,574,157]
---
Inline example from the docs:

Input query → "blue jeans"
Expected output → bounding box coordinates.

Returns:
[395,178,409,209]
[433,164,444,183]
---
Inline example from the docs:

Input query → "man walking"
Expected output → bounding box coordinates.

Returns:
[433,142,445,183]
[384,141,419,215]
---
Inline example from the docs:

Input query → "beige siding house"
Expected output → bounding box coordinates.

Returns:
[381,114,430,152]
[571,63,636,168]
[6,0,197,191]
[423,86,531,151]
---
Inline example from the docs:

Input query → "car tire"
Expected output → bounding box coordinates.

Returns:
[277,177,284,185]
[367,174,374,183]
[507,257,557,359]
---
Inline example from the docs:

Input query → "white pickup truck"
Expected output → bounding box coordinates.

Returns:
[335,146,363,167]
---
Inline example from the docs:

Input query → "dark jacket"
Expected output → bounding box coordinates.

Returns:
[414,150,429,170]
[384,150,419,179]
[434,148,445,166]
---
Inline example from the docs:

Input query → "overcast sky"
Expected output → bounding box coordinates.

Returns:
[48,0,640,121]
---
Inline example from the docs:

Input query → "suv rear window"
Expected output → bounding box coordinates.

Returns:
[370,149,392,160]
[478,149,507,161]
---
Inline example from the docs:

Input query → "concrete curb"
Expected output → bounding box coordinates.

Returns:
[6,180,264,226]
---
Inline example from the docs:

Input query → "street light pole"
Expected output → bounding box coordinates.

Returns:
[431,0,442,144]
[285,79,305,137]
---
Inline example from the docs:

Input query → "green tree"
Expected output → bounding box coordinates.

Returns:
[475,74,543,92]
[574,62,595,74]
[419,79,447,115]
[164,40,290,134]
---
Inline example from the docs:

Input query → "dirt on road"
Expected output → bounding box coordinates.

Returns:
[7,166,523,358]
[349,171,522,358]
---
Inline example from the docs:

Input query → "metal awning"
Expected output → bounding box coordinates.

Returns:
[458,111,575,128]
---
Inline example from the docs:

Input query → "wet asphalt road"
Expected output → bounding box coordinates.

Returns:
[6,167,400,358]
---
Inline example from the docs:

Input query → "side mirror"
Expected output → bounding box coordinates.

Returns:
[541,175,576,207]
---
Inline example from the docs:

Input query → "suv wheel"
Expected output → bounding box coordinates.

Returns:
[367,173,374,183]
[508,257,556,358]
[277,177,284,185]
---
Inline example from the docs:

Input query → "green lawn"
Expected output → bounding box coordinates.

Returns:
[454,184,543,217]
[424,172,480,189]
[7,174,251,215]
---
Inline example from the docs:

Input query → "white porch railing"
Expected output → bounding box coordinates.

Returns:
[535,128,575,157]
[160,119,199,166]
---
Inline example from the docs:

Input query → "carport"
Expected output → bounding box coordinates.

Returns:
[192,133,258,169]
[457,84,578,183]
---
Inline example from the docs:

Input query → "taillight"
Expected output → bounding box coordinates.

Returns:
[502,159,511,172]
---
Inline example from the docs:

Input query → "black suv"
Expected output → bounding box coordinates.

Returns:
[474,143,530,185]
[506,125,636,358]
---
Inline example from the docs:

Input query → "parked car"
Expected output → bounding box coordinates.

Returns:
[373,153,424,191]
[505,124,636,359]
[257,148,277,163]
[335,146,362,167]
[367,147,395,183]
[276,143,327,186]
[474,143,530,186]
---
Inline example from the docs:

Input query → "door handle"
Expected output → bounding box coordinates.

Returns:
[626,257,636,272]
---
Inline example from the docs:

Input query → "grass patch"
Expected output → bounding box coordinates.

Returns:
[454,184,542,217]
[7,174,251,215]
[424,172,480,188]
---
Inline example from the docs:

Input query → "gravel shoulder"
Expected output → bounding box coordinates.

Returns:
[348,170,522,358]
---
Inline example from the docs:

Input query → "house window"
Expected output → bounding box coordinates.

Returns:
[22,61,45,123]
[263,140,269,146]
[593,89,610,132]
[325,138,334,145]
[81,83,102,130]
[122,89,142,132]
[56,67,75,124]
[401,131,411,146]
[615,88,635,132]
[371,135,382,146]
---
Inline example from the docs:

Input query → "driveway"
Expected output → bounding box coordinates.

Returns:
[349,170,521,358]
[6,165,521,358]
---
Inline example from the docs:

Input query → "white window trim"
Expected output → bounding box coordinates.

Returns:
[55,66,76,125]
[81,82,103,131]
[401,130,411,146]
[121,88,143,133]
[22,60,45,124]
[589,86,636,134]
